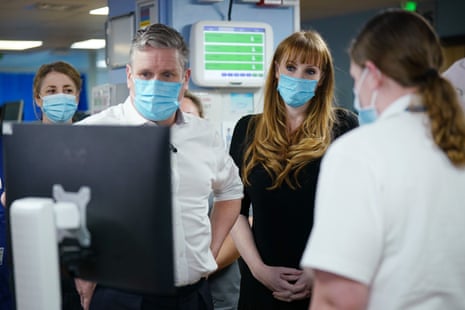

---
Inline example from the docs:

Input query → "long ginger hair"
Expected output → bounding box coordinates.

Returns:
[242,30,336,189]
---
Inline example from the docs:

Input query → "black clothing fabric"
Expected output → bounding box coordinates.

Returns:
[61,275,82,310]
[229,108,358,310]
[90,279,213,310]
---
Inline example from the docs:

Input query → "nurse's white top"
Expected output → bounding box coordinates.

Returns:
[301,94,465,309]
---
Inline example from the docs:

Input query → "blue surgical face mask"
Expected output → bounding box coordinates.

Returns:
[353,69,378,125]
[133,79,182,121]
[277,74,318,108]
[41,93,78,123]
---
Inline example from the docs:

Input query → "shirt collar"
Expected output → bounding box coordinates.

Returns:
[122,96,148,125]
[379,93,420,120]
[174,109,186,125]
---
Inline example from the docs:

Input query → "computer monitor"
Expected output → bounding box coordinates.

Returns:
[0,100,24,122]
[190,20,273,88]
[2,123,175,299]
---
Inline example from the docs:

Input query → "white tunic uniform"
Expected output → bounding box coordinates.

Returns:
[301,94,465,309]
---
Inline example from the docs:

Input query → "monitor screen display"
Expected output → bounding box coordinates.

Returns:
[1,100,24,122]
[190,20,273,88]
[3,123,174,295]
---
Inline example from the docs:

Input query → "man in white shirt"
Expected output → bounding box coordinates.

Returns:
[75,23,243,310]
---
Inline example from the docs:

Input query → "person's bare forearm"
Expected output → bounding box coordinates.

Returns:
[215,234,240,270]
[231,214,264,274]
[309,270,369,310]
[210,199,240,258]
[75,278,96,310]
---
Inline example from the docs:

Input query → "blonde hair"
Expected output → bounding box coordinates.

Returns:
[183,90,204,118]
[350,9,465,167]
[243,30,335,189]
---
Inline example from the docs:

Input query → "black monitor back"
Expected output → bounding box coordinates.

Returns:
[2,123,174,295]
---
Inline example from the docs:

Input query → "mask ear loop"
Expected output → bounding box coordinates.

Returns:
[353,68,369,111]
[355,67,381,110]
[355,68,369,94]
[367,66,382,111]
[370,90,379,110]
[32,96,42,121]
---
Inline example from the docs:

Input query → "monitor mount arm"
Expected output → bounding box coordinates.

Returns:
[53,184,91,247]
[53,185,93,277]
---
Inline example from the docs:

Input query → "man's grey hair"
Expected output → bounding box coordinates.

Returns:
[129,23,189,70]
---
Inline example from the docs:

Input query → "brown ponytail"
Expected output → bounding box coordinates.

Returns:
[420,74,465,166]
[350,9,465,167]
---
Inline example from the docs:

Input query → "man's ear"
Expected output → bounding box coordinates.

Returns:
[126,64,132,89]
[183,68,191,85]
[178,69,191,101]
[182,69,191,91]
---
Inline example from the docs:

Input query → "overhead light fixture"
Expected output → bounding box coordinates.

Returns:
[34,2,81,11]
[89,6,108,15]
[0,40,43,51]
[71,39,106,49]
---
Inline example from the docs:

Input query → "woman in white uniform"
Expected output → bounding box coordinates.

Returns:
[301,9,465,310]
